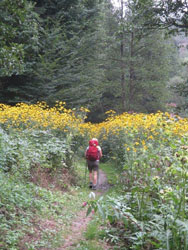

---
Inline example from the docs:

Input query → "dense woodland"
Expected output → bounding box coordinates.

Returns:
[0,0,188,121]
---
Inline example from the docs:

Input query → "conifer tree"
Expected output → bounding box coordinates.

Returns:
[34,0,107,109]
[0,0,41,103]
[100,0,177,113]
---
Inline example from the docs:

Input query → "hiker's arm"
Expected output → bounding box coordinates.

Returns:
[99,149,102,158]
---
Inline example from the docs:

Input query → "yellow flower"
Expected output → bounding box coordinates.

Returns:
[142,140,146,145]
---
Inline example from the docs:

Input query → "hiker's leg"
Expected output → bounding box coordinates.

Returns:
[88,160,99,188]
[93,170,97,185]
[87,160,93,188]
[89,172,93,183]
[92,161,99,185]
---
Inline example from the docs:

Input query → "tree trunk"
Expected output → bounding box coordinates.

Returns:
[128,31,135,110]
[120,0,126,111]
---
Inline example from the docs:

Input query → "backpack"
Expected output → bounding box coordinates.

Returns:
[86,140,99,161]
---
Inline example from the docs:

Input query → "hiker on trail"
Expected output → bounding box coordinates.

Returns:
[85,138,102,190]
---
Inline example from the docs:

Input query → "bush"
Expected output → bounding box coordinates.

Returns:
[0,127,76,178]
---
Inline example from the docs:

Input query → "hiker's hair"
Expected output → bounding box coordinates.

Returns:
[92,138,98,141]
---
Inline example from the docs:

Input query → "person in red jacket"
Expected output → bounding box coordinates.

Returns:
[85,138,102,190]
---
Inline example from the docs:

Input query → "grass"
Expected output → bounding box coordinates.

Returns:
[84,220,99,240]
[74,157,120,188]
[72,159,119,250]
[0,154,116,249]
[0,163,93,249]
[70,219,104,249]
[100,161,120,186]
[20,157,110,249]
[75,241,104,250]
[74,158,89,187]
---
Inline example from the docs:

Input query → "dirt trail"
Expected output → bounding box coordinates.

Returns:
[59,169,111,249]
[97,169,111,192]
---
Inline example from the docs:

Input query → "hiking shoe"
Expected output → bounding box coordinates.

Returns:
[92,185,97,190]
[89,182,93,189]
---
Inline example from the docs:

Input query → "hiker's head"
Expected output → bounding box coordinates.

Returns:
[92,138,98,142]
[89,138,98,146]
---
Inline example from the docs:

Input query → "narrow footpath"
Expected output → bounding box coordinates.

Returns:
[59,169,111,249]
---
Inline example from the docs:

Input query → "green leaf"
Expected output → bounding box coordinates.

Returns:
[86,206,92,217]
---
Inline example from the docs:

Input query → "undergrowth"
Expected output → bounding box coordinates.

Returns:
[2,103,188,249]
[0,160,91,249]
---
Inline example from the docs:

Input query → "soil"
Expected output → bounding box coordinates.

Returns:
[30,164,75,191]
[97,169,112,192]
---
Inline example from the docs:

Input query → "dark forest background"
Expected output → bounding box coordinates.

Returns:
[0,0,188,122]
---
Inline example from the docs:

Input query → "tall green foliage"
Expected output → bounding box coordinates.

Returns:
[0,0,40,77]
[99,0,176,113]
[33,0,106,109]
[155,0,188,33]
[0,0,183,119]
[0,0,41,103]
[169,36,188,115]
